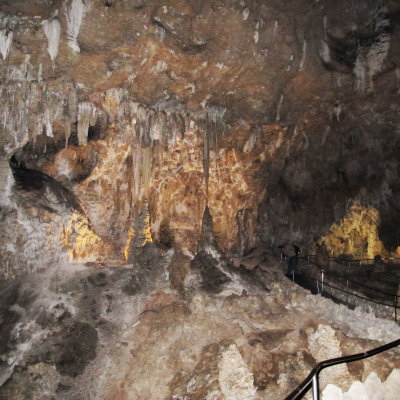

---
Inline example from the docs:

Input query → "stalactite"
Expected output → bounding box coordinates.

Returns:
[367,7,390,88]
[275,94,284,122]
[273,20,279,37]
[319,40,330,64]
[321,126,331,146]
[0,79,80,153]
[254,22,259,44]
[208,106,226,134]
[158,111,168,149]
[133,143,140,200]
[45,108,53,137]
[159,111,169,143]
[149,111,162,142]
[354,55,367,92]
[42,18,61,63]
[190,106,226,199]
[77,102,97,146]
[142,147,152,199]
[354,6,390,92]
[135,105,149,145]
[66,0,85,52]
[0,28,13,60]
[203,128,210,198]
[0,14,15,61]
[299,39,307,71]
[175,113,186,138]
[62,99,71,148]
[127,198,153,262]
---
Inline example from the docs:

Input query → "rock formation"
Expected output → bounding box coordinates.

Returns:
[1,0,400,398]
[1,0,400,272]
[0,253,399,400]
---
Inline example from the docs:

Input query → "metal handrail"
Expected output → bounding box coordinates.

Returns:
[297,270,399,322]
[284,338,400,400]
[316,279,398,309]
[323,270,394,298]
[300,256,398,298]
[301,254,400,265]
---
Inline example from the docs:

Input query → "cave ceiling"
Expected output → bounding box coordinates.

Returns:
[1,0,400,273]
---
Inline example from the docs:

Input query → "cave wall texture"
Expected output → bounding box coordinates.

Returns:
[1,0,400,278]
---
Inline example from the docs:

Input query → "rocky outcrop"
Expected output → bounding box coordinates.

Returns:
[0,254,399,399]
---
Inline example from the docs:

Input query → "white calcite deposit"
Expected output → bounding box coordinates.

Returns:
[322,369,400,400]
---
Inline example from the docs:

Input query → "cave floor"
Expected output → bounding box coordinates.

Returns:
[0,252,400,399]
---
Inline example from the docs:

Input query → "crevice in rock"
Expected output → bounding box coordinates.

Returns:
[10,159,84,215]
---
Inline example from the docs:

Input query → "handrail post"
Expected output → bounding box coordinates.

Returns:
[312,374,320,400]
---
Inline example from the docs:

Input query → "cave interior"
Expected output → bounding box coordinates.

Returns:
[1,0,400,399]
